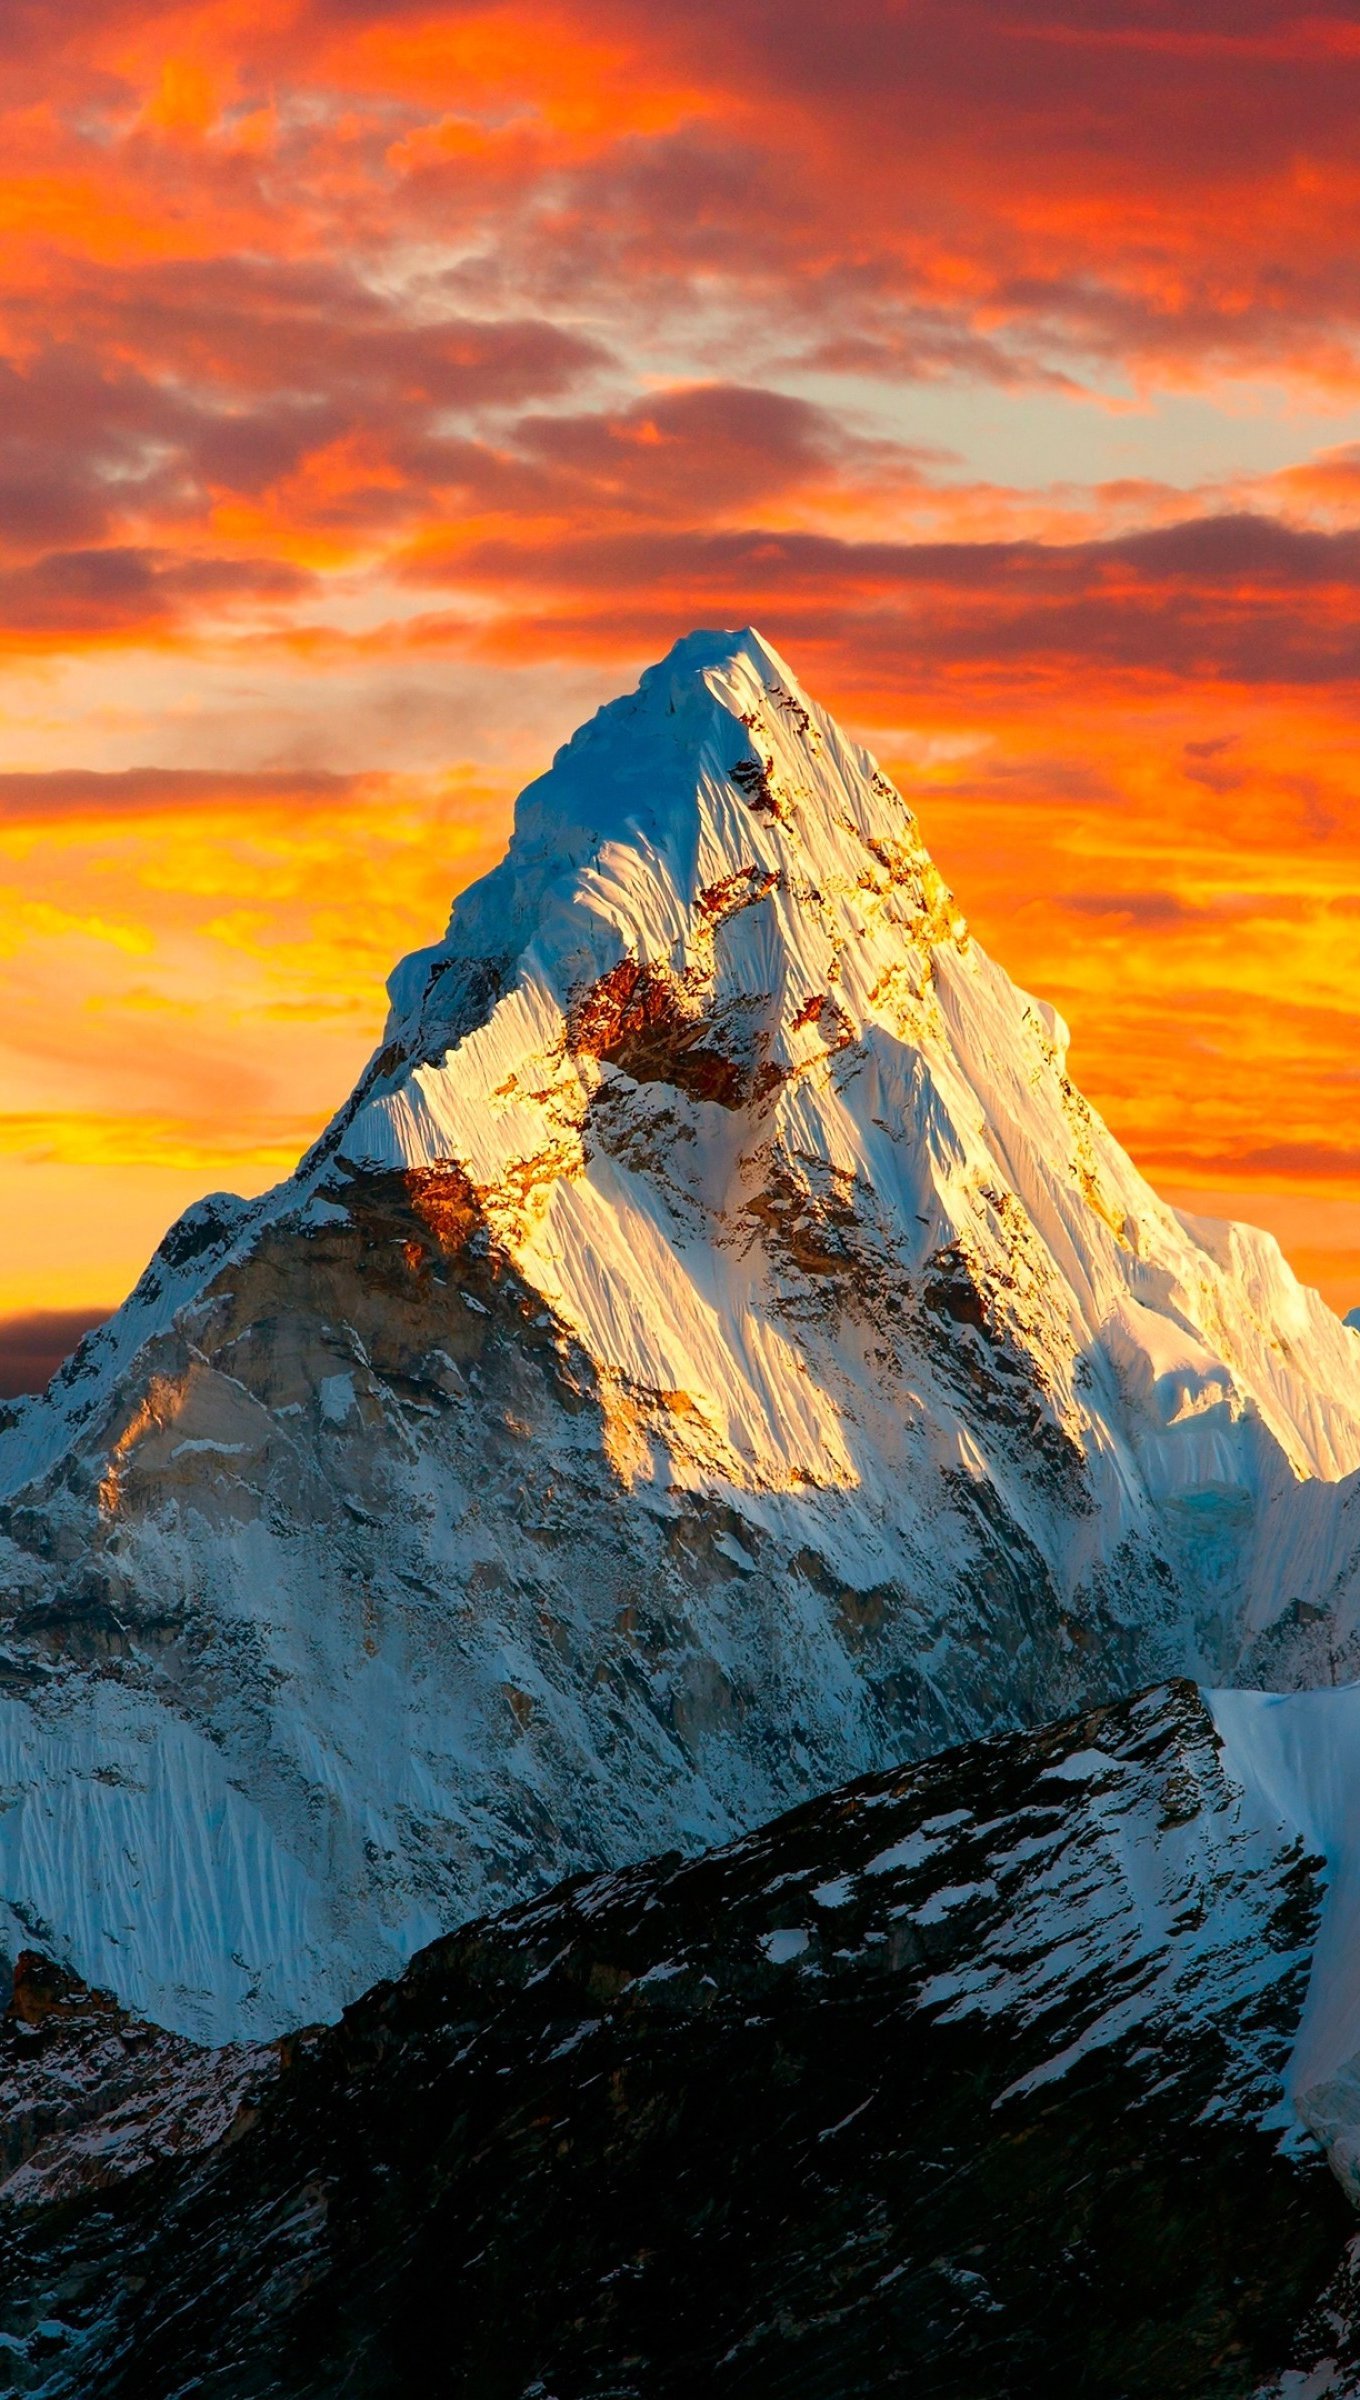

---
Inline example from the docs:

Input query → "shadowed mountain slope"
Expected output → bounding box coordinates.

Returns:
[0,1679,1355,2398]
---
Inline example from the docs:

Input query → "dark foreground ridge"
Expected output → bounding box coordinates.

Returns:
[0,1680,1354,2398]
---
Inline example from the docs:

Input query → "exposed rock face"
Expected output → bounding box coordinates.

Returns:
[0,628,1359,2037]
[0,1681,1353,2399]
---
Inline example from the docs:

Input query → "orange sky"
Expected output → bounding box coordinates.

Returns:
[4,0,1360,1354]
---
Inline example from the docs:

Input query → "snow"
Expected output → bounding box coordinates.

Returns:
[1039,1750,1121,1785]
[811,1877,854,1909]
[914,1880,998,1923]
[864,1819,971,1876]
[760,1927,810,1963]
[1191,1683,1360,2205]
[0,1687,331,2041]
[318,1373,356,1426]
[1210,1685,1360,2115]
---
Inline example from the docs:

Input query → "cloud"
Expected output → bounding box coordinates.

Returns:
[63,258,607,416]
[1062,892,1201,927]
[316,0,1360,393]
[0,1,1358,399]
[508,382,920,517]
[0,545,311,637]
[1228,1142,1360,1181]
[0,275,609,585]
[0,766,361,822]
[409,512,1360,693]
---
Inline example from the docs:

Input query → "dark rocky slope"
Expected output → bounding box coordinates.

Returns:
[0,1679,1353,2397]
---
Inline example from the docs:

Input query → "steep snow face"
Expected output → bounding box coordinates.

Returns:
[1210,1682,1360,2201]
[344,628,1360,1513]
[0,627,1359,2038]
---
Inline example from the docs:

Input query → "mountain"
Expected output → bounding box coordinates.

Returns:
[1,627,1359,2041]
[2,1678,1358,2399]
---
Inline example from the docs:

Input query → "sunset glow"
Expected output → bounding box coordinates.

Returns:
[5,0,1360,1345]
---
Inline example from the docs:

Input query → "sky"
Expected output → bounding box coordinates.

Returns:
[4,0,1360,1386]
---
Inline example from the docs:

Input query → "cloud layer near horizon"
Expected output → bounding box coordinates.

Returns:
[4,0,1360,1327]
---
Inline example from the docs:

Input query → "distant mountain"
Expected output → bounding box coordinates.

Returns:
[3,1678,1358,2399]
[1,629,1359,2039]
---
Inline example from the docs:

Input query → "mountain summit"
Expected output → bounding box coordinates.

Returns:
[1,628,1359,2039]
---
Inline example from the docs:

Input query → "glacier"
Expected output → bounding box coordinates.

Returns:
[1,626,1359,2040]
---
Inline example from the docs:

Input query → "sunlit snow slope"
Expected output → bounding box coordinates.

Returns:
[0,627,1358,2039]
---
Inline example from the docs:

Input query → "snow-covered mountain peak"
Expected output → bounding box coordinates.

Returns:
[1,633,1360,2038]
[382,624,962,1043]
[320,625,1360,1525]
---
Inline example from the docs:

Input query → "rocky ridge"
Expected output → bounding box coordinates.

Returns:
[0,1679,1354,2399]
